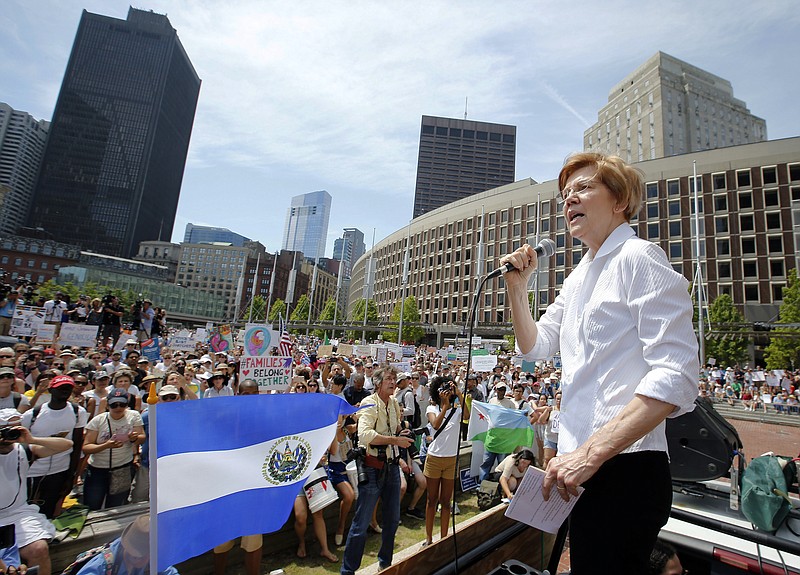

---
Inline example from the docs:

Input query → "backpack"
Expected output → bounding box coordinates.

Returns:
[61,542,114,575]
[477,479,502,511]
[741,455,798,532]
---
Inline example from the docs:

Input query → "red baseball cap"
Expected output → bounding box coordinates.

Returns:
[49,375,75,389]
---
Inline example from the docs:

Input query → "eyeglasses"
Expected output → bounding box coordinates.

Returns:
[295,386,307,391]
[73,380,88,386]
[557,176,597,208]
[161,394,179,401]
[308,383,319,388]
[0,355,13,359]
[0,374,14,380]
[109,403,128,409]
[52,363,64,368]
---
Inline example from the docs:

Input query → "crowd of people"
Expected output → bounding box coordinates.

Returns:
[0,329,798,574]
[699,365,800,414]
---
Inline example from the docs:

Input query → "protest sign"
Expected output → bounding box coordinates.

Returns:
[391,361,412,374]
[386,342,402,359]
[471,354,498,372]
[242,324,279,357]
[355,344,371,357]
[209,325,234,353]
[401,345,415,357]
[239,355,293,392]
[113,331,134,351]
[456,348,469,361]
[317,344,334,357]
[10,305,45,337]
[171,334,199,352]
[58,323,100,348]
[370,344,381,358]
[752,370,766,382]
[471,336,482,346]
[522,360,537,373]
[375,346,388,365]
[34,323,56,345]
[141,338,162,363]
[337,343,354,357]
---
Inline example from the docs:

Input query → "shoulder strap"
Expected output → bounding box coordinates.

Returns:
[433,407,457,442]
[30,404,42,427]
[12,391,21,408]
[23,443,34,465]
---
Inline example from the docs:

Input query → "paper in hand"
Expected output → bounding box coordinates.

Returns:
[504,465,583,533]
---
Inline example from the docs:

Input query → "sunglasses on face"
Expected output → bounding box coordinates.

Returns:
[0,374,14,380]
[308,383,319,388]
[0,355,13,359]
[295,386,307,391]
[161,394,179,401]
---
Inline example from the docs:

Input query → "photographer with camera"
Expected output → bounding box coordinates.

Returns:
[42,293,67,338]
[339,366,413,575]
[0,291,19,337]
[1,408,74,575]
[133,299,155,343]
[100,296,123,349]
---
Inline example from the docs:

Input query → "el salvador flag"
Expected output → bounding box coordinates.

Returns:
[155,394,357,569]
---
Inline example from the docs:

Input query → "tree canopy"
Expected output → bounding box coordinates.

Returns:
[383,296,425,344]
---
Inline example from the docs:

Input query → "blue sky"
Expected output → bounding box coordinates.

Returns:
[3,1,799,257]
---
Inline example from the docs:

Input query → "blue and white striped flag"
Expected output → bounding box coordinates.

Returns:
[154,394,357,569]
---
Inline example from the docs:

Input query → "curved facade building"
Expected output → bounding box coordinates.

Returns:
[349,138,800,343]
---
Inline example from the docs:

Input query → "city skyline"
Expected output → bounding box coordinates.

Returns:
[3,1,799,258]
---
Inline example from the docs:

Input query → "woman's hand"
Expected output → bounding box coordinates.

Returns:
[499,244,539,290]
[542,447,598,502]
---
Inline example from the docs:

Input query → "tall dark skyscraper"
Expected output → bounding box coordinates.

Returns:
[28,8,201,258]
[412,115,516,218]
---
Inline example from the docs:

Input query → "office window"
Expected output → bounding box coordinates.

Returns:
[737,170,751,188]
[738,191,752,209]
[669,242,682,259]
[716,239,730,256]
[647,223,659,240]
[768,236,783,253]
[766,213,781,230]
[667,180,680,196]
[789,163,800,182]
[741,238,756,254]
[740,214,754,232]
[744,285,759,301]
[764,189,779,207]
[646,182,658,199]
[715,217,728,233]
[714,195,727,211]
[743,261,758,278]
[668,200,680,216]
[773,284,785,302]
[770,260,785,278]
[669,221,681,237]
[718,261,731,279]
[762,166,778,186]
[712,173,726,190]
[647,203,659,219]
[572,250,582,265]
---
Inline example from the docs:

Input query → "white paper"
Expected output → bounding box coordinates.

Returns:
[504,465,583,533]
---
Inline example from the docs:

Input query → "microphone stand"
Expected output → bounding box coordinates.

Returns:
[448,271,494,575]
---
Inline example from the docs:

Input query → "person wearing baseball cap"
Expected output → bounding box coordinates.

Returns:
[20,375,89,518]
[82,386,144,510]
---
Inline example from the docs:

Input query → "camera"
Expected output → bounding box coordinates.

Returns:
[0,426,22,441]
[102,293,115,307]
[346,446,368,485]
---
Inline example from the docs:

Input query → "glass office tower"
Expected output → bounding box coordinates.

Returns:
[28,8,201,258]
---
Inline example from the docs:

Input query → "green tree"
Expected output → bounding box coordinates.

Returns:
[313,296,340,338]
[383,297,425,344]
[268,299,286,324]
[37,280,138,323]
[764,268,800,369]
[348,299,379,342]
[242,295,267,323]
[704,294,749,367]
[503,292,536,350]
[289,294,310,334]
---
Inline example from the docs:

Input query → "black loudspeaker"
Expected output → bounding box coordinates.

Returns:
[486,559,544,575]
[665,397,743,482]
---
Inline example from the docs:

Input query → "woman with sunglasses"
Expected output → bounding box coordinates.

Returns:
[68,373,96,421]
[204,370,233,398]
[502,152,698,574]
[82,388,145,510]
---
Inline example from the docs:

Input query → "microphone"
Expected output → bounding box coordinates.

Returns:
[487,238,556,279]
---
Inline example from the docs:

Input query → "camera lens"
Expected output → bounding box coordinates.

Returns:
[0,427,22,441]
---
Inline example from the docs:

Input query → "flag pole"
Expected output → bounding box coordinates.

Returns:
[147,382,159,574]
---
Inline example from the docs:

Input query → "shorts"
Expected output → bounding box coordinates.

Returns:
[213,534,263,553]
[9,504,56,548]
[423,455,457,479]
[544,439,558,450]
[327,461,349,486]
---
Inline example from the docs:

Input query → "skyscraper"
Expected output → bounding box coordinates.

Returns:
[412,115,516,218]
[28,7,201,258]
[281,190,332,262]
[183,223,250,247]
[584,52,767,162]
[0,103,49,235]
[332,227,366,277]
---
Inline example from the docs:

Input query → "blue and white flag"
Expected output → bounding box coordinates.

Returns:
[154,394,357,569]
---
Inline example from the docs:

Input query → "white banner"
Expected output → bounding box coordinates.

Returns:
[471,354,499,372]
[239,356,293,392]
[355,344,372,358]
[34,323,56,345]
[337,343,354,357]
[58,323,100,348]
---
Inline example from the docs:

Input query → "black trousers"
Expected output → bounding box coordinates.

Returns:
[27,469,72,518]
[568,450,672,575]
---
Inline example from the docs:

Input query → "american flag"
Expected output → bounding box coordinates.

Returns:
[278,314,293,356]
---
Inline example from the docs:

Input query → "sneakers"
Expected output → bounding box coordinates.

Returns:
[405,507,425,520]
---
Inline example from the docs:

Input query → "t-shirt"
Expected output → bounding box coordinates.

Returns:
[85,410,143,468]
[495,454,527,481]
[0,392,29,410]
[425,404,462,458]
[22,403,88,477]
[204,386,233,398]
[43,300,67,322]
[0,443,31,517]
[140,307,155,332]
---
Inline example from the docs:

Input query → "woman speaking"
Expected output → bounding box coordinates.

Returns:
[501,152,698,575]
